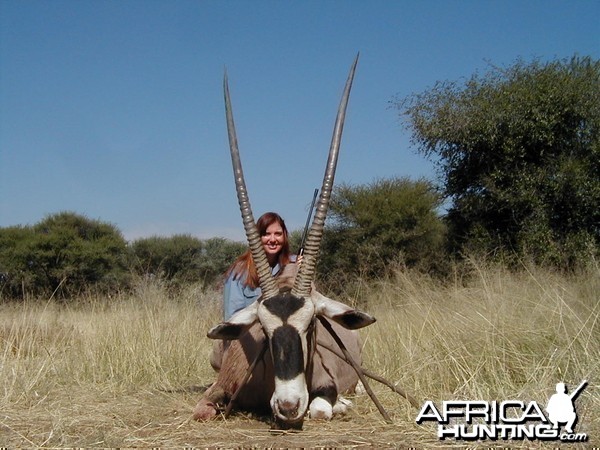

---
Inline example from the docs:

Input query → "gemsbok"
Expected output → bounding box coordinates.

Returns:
[193,55,379,429]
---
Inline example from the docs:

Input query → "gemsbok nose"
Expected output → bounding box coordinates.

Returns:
[277,399,300,420]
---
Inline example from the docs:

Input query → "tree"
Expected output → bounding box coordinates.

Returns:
[395,56,600,267]
[318,177,446,284]
[0,212,129,299]
[129,235,247,288]
[196,237,246,285]
[0,225,38,298]
[129,234,203,287]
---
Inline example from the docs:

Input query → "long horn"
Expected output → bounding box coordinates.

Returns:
[224,72,279,300]
[292,54,358,297]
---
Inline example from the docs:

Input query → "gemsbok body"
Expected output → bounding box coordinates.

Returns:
[193,55,376,429]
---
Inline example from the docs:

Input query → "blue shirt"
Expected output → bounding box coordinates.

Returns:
[222,255,297,320]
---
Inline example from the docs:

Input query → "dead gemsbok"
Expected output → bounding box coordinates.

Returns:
[193,55,417,429]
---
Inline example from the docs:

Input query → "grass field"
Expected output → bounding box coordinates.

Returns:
[1,262,598,447]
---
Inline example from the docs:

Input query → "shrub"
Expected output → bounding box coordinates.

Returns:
[0,212,129,299]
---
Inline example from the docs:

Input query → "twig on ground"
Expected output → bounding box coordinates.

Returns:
[317,316,393,423]
[316,339,419,408]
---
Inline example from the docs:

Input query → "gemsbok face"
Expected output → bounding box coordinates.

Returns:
[207,54,375,427]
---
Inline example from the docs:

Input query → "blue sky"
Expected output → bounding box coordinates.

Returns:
[1,0,598,242]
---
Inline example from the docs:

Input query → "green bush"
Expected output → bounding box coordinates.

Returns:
[129,235,203,287]
[196,237,246,285]
[318,177,446,286]
[0,212,129,299]
[129,235,246,289]
[0,226,38,298]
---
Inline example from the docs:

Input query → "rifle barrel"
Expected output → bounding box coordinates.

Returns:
[298,188,319,256]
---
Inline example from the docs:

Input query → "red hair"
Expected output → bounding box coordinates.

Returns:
[227,212,291,289]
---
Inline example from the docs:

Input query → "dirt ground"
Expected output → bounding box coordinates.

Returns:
[4,385,588,449]
[0,384,443,448]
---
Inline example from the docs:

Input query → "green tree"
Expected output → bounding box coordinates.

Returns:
[288,229,303,256]
[0,225,37,298]
[197,237,247,285]
[129,234,203,287]
[0,212,129,299]
[319,177,446,283]
[395,55,600,267]
[130,235,248,289]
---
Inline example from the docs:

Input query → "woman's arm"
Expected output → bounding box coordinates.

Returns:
[223,272,261,320]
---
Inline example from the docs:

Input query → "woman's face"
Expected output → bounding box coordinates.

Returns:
[261,221,284,262]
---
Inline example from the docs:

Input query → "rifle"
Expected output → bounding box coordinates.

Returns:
[298,188,319,256]
[569,379,588,401]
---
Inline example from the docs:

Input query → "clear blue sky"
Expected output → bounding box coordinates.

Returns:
[1,0,598,242]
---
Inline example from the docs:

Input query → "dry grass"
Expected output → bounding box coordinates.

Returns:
[1,264,598,448]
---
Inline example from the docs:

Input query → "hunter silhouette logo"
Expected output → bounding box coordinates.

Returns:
[416,380,589,442]
[546,380,587,434]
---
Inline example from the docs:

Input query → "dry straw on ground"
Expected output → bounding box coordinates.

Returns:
[1,263,598,448]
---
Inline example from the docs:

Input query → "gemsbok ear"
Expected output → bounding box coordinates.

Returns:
[207,301,259,340]
[311,291,376,330]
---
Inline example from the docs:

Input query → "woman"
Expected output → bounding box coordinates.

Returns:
[210,212,298,371]
[222,211,298,320]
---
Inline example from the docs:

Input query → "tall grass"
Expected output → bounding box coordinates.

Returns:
[357,261,599,441]
[1,264,598,447]
[1,280,220,393]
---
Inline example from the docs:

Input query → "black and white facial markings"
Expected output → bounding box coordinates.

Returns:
[258,293,315,422]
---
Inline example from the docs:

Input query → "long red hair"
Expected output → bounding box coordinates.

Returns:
[226,212,291,289]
